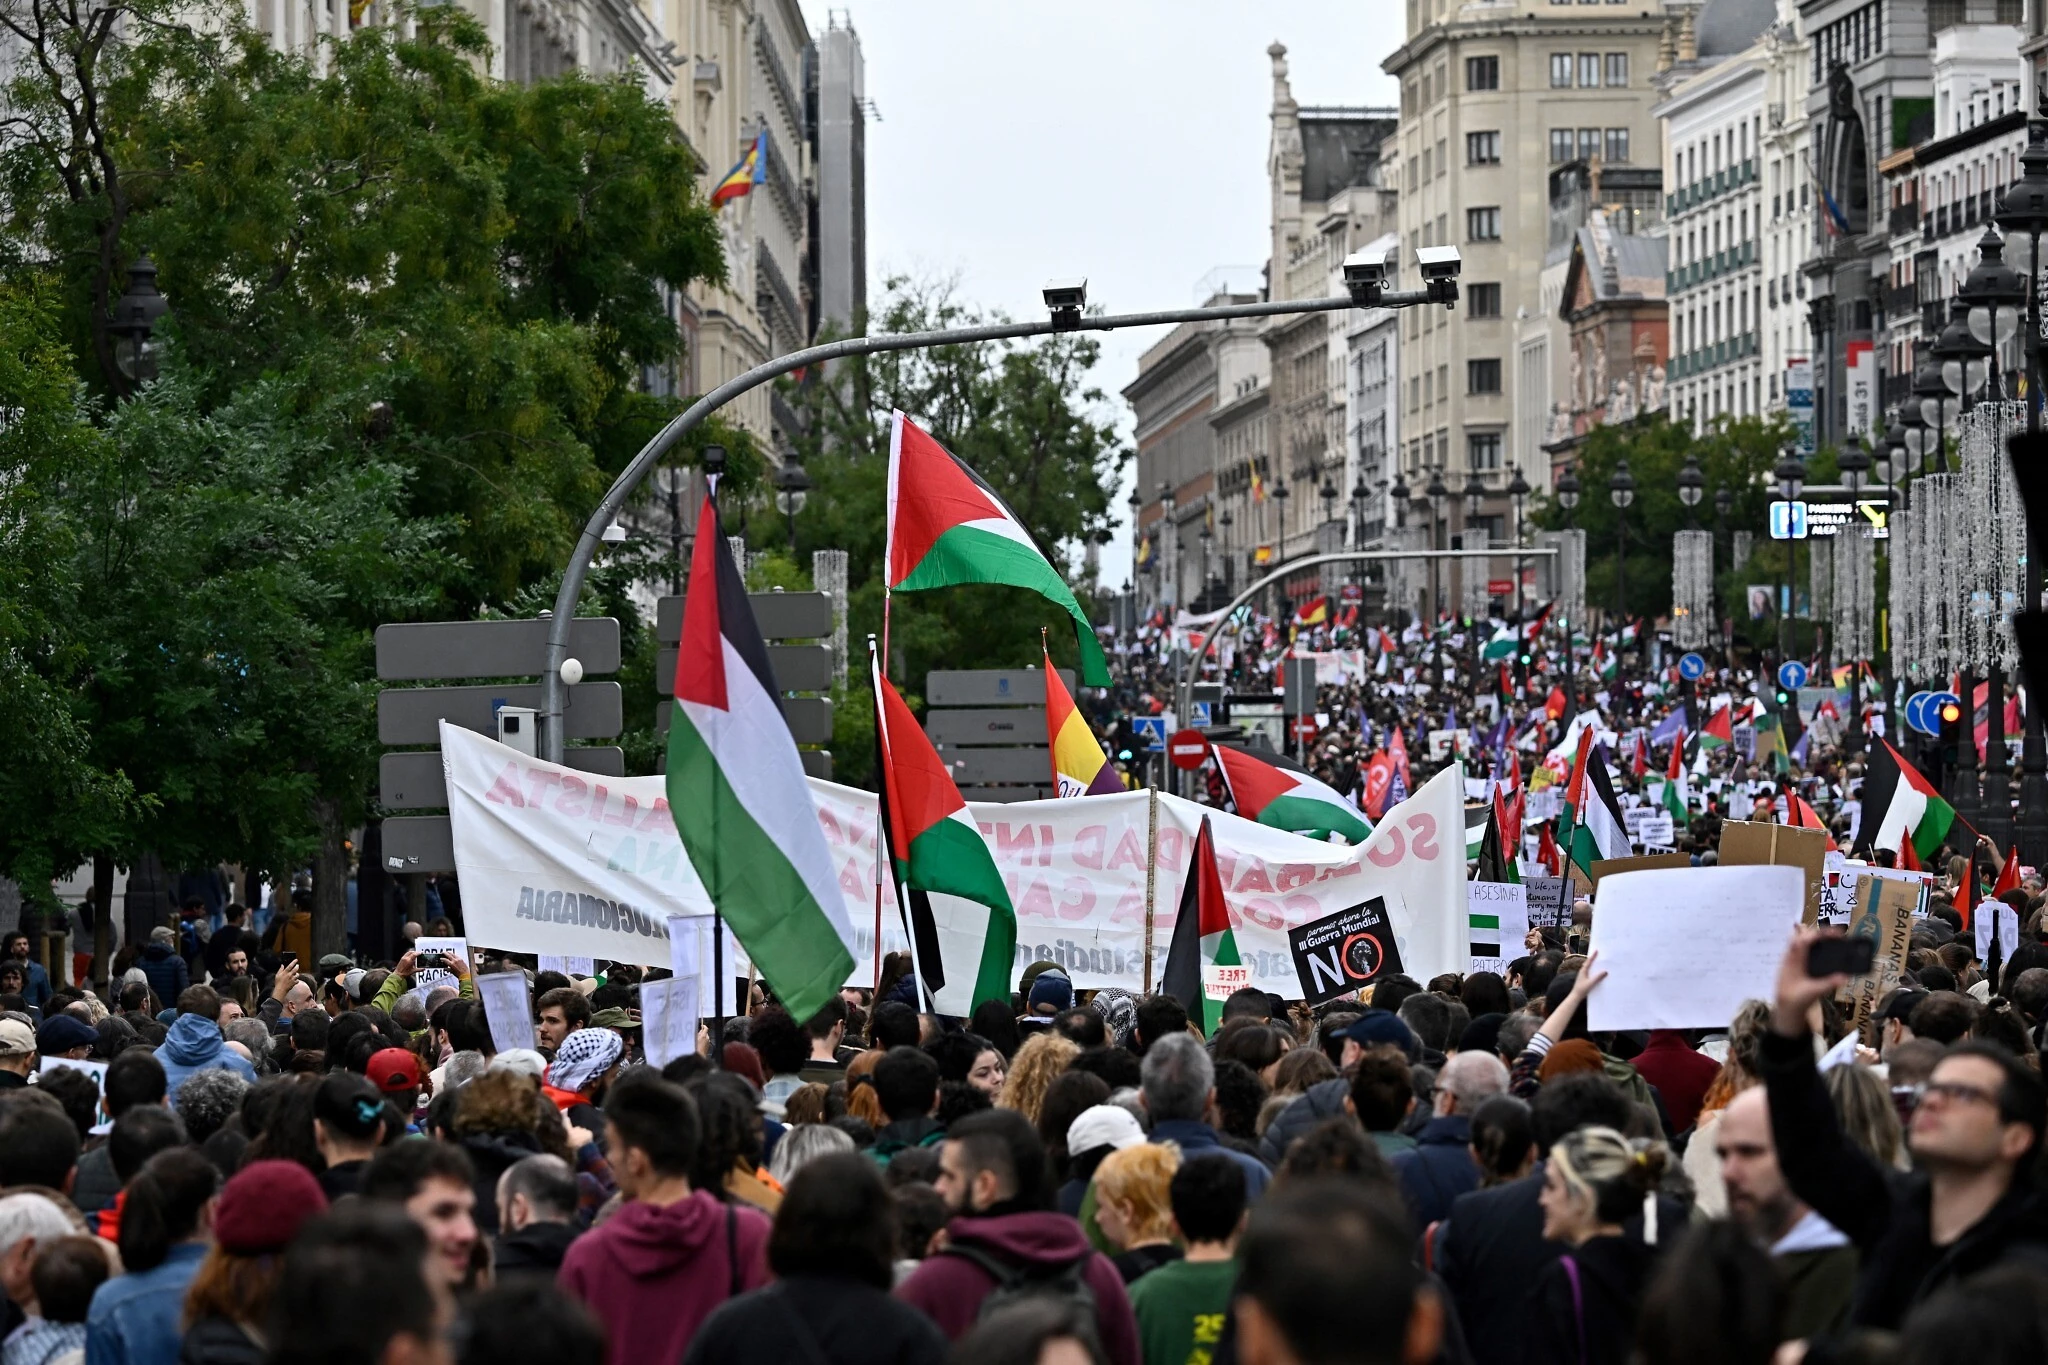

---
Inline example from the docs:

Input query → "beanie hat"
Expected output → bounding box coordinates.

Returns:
[213,1160,328,1254]
[1027,970,1074,1015]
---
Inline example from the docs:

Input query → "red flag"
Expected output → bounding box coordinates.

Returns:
[1783,787,1836,851]
[1545,687,1568,720]
[1665,728,1686,782]
[1499,663,1513,696]
[1536,822,1562,877]
[1362,752,1395,821]
[1631,733,1649,780]
[1505,751,1523,797]
[1389,727,1412,789]
[1957,846,1977,933]
[1898,831,1922,873]
[1494,785,1522,854]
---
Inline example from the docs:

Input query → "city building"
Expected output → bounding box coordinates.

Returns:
[1553,208,1671,449]
[808,14,868,338]
[1382,0,1667,618]
[1653,0,1805,432]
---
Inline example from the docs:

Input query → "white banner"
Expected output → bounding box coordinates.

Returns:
[442,725,1470,998]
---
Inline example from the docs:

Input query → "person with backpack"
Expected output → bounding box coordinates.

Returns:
[894,1109,1139,1365]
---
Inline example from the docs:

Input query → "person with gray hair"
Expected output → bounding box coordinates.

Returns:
[441,1050,487,1092]
[389,993,429,1035]
[0,1191,77,1324]
[766,1121,856,1188]
[174,1067,249,1145]
[493,1154,581,1278]
[1139,1032,1271,1200]
[221,1018,273,1073]
[1389,1049,1511,1230]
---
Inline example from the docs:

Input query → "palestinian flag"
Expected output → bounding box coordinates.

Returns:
[1476,789,1521,886]
[1699,703,1734,750]
[1159,815,1239,1035]
[1214,742,1372,844]
[1521,601,1555,641]
[668,494,856,1023]
[886,411,1108,684]
[1536,821,1563,876]
[1464,804,1491,862]
[1631,732,1649,780]
[1780,784,1834,850]
[1591,638,1616,681]
[1482,626,1519,662]
[1661,729,1689,826]
[873,655,1016,1013]
[1864,738,1955,863]
[1043,641,1121,797]
[1562,733,1631,872]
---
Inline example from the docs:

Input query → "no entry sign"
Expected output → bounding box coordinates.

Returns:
[1168,729,1210,770]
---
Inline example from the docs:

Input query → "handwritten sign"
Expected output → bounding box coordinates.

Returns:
[1468,880,1529,975]
[474,971,536,1055]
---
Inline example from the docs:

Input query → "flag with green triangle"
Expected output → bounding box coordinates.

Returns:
[1158,815,1239,1035]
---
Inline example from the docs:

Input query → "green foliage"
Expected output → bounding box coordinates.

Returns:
[778,277,1128,770]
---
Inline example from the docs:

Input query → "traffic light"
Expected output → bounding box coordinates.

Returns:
[1775,687,1791,707]
[1938,700,1963,726]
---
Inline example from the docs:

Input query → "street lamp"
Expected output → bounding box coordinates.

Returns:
[1320,478,1338,533]
[1389,473,1412,626]
[1775,447,1806,666]
[1913,350,1954,468]
[1218,508,1234,592]
[1556,465,1581,528]
[1677,452,1705,529]
[1609,459,1635,657]
[1507,465,1530,615]
[1838,437,1871,496]
[1933,299,1992,408]
[1959,229,2024,394]
[108,257,169,387]
[773,460,810,551]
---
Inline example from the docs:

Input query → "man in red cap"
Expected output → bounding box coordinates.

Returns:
[366,1048,428,1135]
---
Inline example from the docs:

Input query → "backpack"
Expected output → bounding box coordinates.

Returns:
[940,1240,1101,1334]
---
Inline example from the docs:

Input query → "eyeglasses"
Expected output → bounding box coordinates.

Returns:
[1914,1080,2001,1109]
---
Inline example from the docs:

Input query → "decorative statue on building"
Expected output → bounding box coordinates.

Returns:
[1641,362,1667,413]
[1547,401,1573,446]
[1608,377,1636,425]
[1827,62,1857,122]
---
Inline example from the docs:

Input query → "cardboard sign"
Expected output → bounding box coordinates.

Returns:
[413,936,468,999]
[1845,874,1918,1038]
[1288,897,1405,1007]
[1588,853,1692,885]
[474,971,537,1054]
[1718,821,1829,926]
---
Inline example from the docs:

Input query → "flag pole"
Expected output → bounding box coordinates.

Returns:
[868,635,885,990]
[706,473,726,1062]
[1143,788,1159,993]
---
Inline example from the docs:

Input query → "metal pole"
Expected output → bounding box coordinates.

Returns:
[2022,218,2048,864]
[539,291,1376,760]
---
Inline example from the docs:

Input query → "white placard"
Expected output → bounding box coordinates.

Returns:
[413,936,468,998]
[1468,880,1529,975]
[474,971,537,1054]
[537,955,594,978]
[1636,814,1675,847]
[640,975,700,1069]
[1586,866,1804,1031]
[39,1057,110,1133]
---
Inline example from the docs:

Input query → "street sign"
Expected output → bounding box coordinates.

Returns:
[1292,717,1319,742]
[1283,657,1318,715]
[655,644,834,695]
[378,683,622,746]
[926,710,1044,746]
[1487,579,1513,597]
[1928,690,1963,731]
[1768,500,1809,540]
[655,697,833,746]
[375,618,621,681]
[1678,652,1707,681]
[1168,728,1210,770]
[923,669,1075,707]
[654,591,832,643]
[1131,716,1168,753]
[1904,691,1934,736]
[1777,661,1809,693]
[382,816,455,873]
[947,748,1056,785]
[1190,701,1213,727]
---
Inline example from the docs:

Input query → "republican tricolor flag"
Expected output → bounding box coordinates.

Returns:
[1044,642,1121,797]
[667,495,856,1022]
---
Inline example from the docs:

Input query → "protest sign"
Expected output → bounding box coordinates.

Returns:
[1468,881,1528,975]
[1845,874,1917,1038]
[474,971,536,1054]
[1718,820,1828,925]
[1524,875,1572,930]
[1586,866,1804,1031]
[1288,897,1404,1007]
[537,955,595,978]
[639,975,701,1069]
[1588,853,1691,885]
[1635,814,1675,848]
[412,936,468,998]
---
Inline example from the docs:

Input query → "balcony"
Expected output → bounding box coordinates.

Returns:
[1885,284,1915,316]
[1889,202,1919,236]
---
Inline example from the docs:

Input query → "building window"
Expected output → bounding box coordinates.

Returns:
[1604,128,1631,162]
[1467,56,1500,90]
[1469,359,1503,393]
[1468,432,1503,470]
[1468,283,1503,316]
[1467,131,1501,164]
[1578,53,1600,87]
[1605,52,1628,85]
[1578,128,1599,160]
[1550,53,1573,87]
[1550,129,1575,162]
[1467,207,1501,240]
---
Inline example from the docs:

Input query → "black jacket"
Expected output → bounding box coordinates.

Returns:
[1522,1234,1657,1365]
[1257,1077,1349,1167]
[1760,1027,2048,1328]
[1394,1114,1480,1232]
[494,1219,581,1277]
[458,1130,544,1235]
[681,1275,948,1365]
[181,1317,264,1365]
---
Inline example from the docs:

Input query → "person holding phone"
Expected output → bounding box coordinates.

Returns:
[1759,926,2048,1330]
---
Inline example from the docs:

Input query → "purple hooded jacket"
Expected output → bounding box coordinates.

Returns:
[557,1190,770,1365]
[895,1211,1139,1365]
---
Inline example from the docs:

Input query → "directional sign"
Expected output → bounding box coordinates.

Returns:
[378,683,622,745]
[380,747,623,810]
[1678,652,1707,681]
[654,592,832,644]
[925,669,1075,707]
[1768,500,1809,540]
[375,617,621,681]
[1777,661,1809,693]
[1904,691,1935,736]
[1168,728,1210,770]
[655,644,835,695]
[655,697,832,746]
[1130,716,1167,753]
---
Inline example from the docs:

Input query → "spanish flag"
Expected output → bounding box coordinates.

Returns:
[711,130,767,208]
[1248,460,1266,503]
[1043,640,1122,797]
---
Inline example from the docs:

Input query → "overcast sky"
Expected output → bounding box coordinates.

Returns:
[795,2,1400,587]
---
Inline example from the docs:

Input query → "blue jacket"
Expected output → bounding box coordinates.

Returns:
[1148,1119,1271,1202]
[85,1242,207,1365]
[152,1014,256,1104]
[11,957,51,1010]
[135,945,187,1011]
[1391,1113,1480,1232]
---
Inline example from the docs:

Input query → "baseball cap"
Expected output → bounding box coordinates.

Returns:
[589,1007,640,1032]
[1336,1008,1419,1061]
[36,1014,97,1055]
[0,1018,35,1057]
[364,1047,426,1094]
[1066,1104,1146,1156]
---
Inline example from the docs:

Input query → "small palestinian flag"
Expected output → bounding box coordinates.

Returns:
[1699,703,1734,750]
[1159,815,1239,1035]
[1661,728,1689,826]
[1213,742,1372,844]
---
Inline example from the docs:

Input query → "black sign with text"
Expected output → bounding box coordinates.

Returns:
[1288,897,1405,1007]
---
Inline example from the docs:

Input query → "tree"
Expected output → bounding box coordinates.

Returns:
[773,277,1128,789]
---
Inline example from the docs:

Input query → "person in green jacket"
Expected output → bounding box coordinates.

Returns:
[1129,1151,1247,1365]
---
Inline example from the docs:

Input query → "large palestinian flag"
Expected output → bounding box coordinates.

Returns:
[668,495,855,1022]
[1864,738,1955,863]
[1213,742,1372,844]
[873,655,1016,1012]
[1043,641,1121,796]
[886,411,1109,684]
[1159,815,1239,1035]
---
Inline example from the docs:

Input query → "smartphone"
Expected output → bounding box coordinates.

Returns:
[1807,936,1875,978]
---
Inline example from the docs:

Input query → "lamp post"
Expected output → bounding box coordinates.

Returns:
[1390,473,1412,626]
[1775,447,1805,668]
[1934,298,1993,413]
[773,460,810,552]
[1997,115,2048,864]
[1508,465,1531,618]
[1462,468,1486,622]
[1714,484,1733,618]
[1426,467,1448,679]
[1160,481,1177,612]
[1913,350,1954,472]
[1127,484,1144,621]
[1270,479,1290,617]
[1677,452,1705,530]
[1609,459,1635,667]
[1807,288,1833,448]
[107,257,169,391]
[1219,509,1235,596]
[1960,227,2025,398]
[1557,464,1581,675]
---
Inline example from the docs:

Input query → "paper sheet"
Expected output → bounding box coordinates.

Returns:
[474,971,537,1054]
[640,975,700,1069]
[1585,865,1803,1031]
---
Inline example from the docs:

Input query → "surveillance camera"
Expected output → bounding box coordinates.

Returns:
[1414,245,1463,281]
[1043,277,1088,312]
[601,522,627,545]
[1342,247,1392,288]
